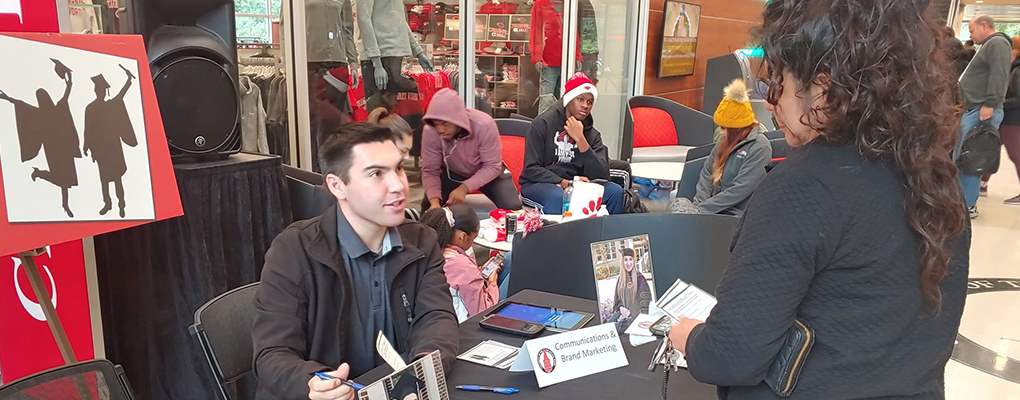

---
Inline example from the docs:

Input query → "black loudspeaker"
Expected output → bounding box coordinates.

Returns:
[125,0,241,158]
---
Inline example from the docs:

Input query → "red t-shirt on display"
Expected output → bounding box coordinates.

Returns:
[529,0,581,68]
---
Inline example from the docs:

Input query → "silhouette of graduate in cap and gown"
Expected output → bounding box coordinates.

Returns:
[83,65,136,218]
[0,59,82,217]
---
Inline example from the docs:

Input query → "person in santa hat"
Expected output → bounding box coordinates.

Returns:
[519,72,623,214]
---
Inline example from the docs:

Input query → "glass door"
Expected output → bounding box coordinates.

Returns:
[467,0,568,119]
[567,0,646,158]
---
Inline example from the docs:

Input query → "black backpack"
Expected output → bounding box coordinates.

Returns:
[957,121,1001,175]
[622,188,648,214]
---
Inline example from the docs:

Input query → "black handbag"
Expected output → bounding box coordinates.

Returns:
[957,121,1001,175]
[764,320,815,397]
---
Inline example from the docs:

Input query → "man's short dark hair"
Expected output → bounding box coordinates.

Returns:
[965,39,974,46]
[973,14,995,30]
[318,123,399,183]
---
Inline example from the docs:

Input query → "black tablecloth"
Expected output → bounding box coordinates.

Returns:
[93,153,292,400]
[358,290,717,400]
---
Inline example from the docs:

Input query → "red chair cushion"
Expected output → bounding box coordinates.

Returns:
[631,107,679,148]
[500,136,527,190]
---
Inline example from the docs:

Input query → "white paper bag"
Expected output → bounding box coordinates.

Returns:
[567,181,605,219]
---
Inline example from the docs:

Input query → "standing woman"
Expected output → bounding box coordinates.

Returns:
[999,35,1020,205]
[667,1,970,398]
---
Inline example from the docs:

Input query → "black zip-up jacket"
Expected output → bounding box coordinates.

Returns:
[252,205,459,400]
[520,103,610,184]
[1002,58,1020,126]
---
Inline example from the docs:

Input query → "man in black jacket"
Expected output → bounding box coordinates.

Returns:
[520,73,623,214]
[252,124,459,400]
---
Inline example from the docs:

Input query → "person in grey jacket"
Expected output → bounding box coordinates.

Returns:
[957,14,1012,218]
[668,79,772,217]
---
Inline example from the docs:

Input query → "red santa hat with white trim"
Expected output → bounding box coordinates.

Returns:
[562,72,598,107]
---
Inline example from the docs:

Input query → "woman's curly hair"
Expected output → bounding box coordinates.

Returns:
[756,0,966,310]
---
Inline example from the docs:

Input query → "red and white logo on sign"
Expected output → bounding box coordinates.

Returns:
[0,0,22,22]
[11,246,58,321]
[0,240,94,382]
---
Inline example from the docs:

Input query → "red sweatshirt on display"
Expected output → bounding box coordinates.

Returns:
[529,0,581,68]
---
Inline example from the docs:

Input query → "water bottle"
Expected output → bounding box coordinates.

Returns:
[562,178,575,216]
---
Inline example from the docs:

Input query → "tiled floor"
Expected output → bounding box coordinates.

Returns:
[946,149,1020,399]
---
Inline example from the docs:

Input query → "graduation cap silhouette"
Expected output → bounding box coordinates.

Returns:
[50,58,72,80]
[92,74,110,96]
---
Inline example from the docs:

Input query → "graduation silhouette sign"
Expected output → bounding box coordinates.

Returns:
[0,33,182,257]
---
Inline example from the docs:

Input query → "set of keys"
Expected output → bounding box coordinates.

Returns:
[648,337,685,372]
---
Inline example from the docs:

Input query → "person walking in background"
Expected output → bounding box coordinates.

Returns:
[942,26,970,79]
[83,66,137,218]
[999,35,1020,205]
[421,89,522,211]
[667,79,771,217]
[957,14,1012,218]
[666,1,970,398]
[420,205,500,321]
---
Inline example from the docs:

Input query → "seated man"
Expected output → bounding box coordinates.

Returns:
[421,88,523,211]
[252,123,459,400]
[519,73,623,214]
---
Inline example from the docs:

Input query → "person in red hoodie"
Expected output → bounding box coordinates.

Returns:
[420,205,500,320]
[421,88,523,210]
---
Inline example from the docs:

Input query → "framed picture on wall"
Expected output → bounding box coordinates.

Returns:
[658,1,702,78]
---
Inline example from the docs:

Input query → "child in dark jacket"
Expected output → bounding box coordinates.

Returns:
[519,73,624,214]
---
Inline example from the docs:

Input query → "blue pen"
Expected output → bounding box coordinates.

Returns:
[310,372,367,391]
[455,385,519,395]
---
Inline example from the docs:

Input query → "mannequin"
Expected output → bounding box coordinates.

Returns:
[306,0,360,82]
[530,0,582,98]
[357,0,434,97]
[307,0,360,169]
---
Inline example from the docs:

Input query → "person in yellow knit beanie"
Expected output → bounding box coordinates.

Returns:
[668,79,773,216]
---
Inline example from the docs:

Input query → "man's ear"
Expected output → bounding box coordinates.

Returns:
[324,173,347,201]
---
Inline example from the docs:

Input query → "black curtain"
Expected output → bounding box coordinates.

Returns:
[94,153,292,400]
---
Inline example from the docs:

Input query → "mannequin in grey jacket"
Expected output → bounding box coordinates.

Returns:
[357,0,433,95]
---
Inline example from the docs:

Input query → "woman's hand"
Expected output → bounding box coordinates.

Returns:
[668,316,704,356]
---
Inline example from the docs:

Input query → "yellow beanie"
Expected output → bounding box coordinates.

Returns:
[713,79,756,129]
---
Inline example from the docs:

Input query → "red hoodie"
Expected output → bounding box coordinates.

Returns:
[421,89,504,201]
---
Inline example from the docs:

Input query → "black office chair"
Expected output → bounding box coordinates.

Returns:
[676,143,715,200]
[765,130,789,172]
[0,359,136,400]
[189,282,260,400]
[508,213,739,300]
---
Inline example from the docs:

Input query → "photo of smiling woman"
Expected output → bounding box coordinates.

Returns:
[610,247,652,331]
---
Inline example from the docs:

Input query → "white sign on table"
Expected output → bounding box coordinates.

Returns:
[509,323,628,388]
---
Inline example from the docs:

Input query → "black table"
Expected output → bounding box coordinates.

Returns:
[358,290,717,399]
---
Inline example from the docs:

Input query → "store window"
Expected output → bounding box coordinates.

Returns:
[299,0,457,171]
[467,0,569,119]
[236,0,292,162]
[237,0,284,44]
[67,0,121,34]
